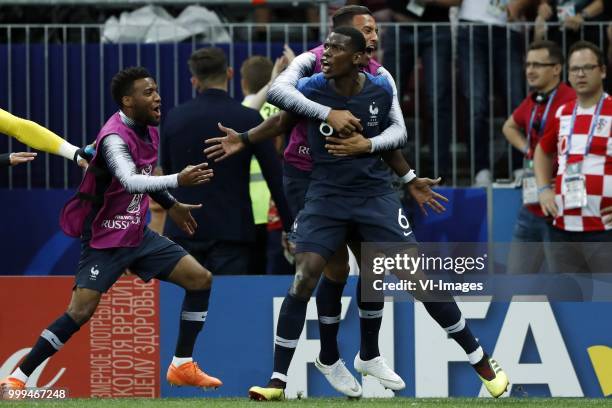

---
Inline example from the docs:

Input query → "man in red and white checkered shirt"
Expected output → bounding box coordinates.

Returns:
[535,40,612,275]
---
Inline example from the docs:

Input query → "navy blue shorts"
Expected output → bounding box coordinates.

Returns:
[75,228,188,293]
[293,193,416,260]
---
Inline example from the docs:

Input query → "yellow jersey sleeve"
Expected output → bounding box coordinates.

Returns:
[0,107,77,160]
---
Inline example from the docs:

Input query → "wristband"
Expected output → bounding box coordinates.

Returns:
[400,169,417,184]
[239,131,251,146]
[537,185,552,195]
[84,145,96,156]
[74,145,96,163]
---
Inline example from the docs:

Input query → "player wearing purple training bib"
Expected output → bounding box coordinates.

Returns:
[1,67,223,398]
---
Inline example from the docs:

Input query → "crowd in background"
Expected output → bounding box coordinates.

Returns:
[5,0,611,185]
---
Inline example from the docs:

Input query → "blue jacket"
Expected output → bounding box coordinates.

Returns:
[160,88,291,242]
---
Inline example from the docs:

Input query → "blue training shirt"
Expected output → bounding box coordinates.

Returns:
[297,72,394,197]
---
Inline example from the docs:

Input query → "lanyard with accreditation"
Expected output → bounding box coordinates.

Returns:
[522,89,558,205]
[562,93,607,209]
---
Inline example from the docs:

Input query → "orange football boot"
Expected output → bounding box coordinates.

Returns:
[166,362,222,390]
[0,377,25,400]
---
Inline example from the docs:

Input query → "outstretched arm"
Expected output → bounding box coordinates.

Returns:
[0,152,37,168]
[0,107,82,162]
[100,135,213,194]
[204,111,298,162]
[147,166,203,237]
[381,149,448,215]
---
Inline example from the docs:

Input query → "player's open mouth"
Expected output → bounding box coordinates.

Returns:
[366,45,376,55]
[151,105,161,118]
[321,60,331,73]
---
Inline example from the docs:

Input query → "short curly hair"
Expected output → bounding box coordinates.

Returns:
[110,66,152,108]
[332,5,372,29]
[332,26,366,53]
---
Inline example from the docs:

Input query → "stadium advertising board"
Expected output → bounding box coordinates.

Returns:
[0,277,609,398]
[159,277,612,398]
[0,277,160,398]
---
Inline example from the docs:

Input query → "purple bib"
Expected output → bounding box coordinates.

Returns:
[60,112,159,249]
[283,45,382,172]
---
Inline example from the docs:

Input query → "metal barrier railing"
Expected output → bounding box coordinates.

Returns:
[0,21,609,189]
[381,21,609,186]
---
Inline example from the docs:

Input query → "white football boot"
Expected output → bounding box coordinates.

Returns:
[315,358,362,398]
[354,353,405,391]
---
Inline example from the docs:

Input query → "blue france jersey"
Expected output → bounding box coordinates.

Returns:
[297,72,394,197]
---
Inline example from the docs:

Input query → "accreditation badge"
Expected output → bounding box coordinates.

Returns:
[562,162,587,209]
[522,176,539,206]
